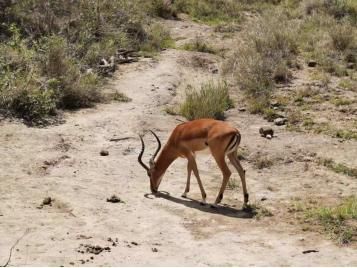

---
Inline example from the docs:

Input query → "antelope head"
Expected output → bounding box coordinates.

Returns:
[138,130,162,193]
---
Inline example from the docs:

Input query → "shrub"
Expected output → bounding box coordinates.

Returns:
[180,81,233,120]
[0,0,171,124]
[141,23,174,54]
[173,0,243,24]
[148,0,177,19]
[329,22,356,51]
[226,9,298,112]
[182,37,216,54]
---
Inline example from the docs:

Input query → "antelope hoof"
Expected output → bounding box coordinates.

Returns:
[181,192,188,198]
[215,193,223,204]
[210,203,218,209]
[242,203,252,212]
[200,199,207,206]
[244,193,249,203]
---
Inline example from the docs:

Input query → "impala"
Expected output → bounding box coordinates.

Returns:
[138,119,249,207]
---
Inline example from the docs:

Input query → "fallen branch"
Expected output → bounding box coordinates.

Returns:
[109,137,132,142]
[175,118,186,123]
[1,228,30,267]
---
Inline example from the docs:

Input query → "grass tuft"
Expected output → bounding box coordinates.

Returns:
[305,196,357,244]
[179,81,233,121]
[318,158,357,178]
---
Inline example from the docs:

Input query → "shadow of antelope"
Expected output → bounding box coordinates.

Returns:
[144,191,257,219]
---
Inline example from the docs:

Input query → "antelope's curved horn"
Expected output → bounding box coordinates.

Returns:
[138,135,149,171]
[150,130,162,160]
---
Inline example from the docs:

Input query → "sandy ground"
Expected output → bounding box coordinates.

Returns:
[0,17,357,266]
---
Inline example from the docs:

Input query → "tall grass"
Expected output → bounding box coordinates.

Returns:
[180,81,233,120]
[226,9,298,113]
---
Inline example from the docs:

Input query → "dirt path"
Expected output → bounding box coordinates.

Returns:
[0,18,356,266]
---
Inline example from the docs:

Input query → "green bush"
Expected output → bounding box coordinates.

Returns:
[180,81,233,120]
[0,0,171,124]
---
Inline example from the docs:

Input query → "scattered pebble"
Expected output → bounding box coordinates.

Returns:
[307,60,317,67]
[106,195,123,203]
[347,62,354,69]
[152,247,158,252]
[37,197,53,209]
[78,244,111,255]
[100,149,109,156]
[274,118,287,126]
[42,197,52,205]
[131,241,139,246]
[303,249,319,254]
[259,127,274,139]
[261,197,267,201]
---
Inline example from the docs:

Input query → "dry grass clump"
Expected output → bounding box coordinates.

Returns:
[180,81,233,120]
[0,0,173,124]
[172,0,244,25]
[225,9,298,113]
[182,37,217,54]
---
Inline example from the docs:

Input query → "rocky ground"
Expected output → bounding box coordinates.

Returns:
[0,16,356,266]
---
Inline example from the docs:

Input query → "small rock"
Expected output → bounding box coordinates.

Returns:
[238,107,246,112]
[100,150,109,156]
[261,197,267,201]
[347,62,355,69]
[338,107,348,113]
[307,60,317,67]
[152,247,158,252]
[42,197,52,206]
[69,262,75,266]
[259,127,274,138]
[266,134,272,139]
[106,195,122,203]
[274,118,287,126]
[270,100,281,108]
[86,68,94,74]
[131,241,139,246]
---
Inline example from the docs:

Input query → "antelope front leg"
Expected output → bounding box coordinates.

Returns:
[181,162,192,198]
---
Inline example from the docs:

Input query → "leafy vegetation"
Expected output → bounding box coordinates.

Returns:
[0,0,172,124]
[180,81,233,120]
[225,9,299,113]
[305,196,357,244]
[172,0,244,25]
[221,0,357,114]
[182,37,216,54]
